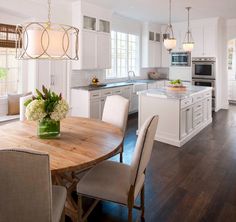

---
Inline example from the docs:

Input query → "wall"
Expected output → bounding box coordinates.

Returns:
[227,19,236,41]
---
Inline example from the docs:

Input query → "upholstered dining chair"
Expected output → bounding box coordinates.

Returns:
[77,115,159,222]
[0,149,67,222]
[102,95,130,162]
[20,93,32,121]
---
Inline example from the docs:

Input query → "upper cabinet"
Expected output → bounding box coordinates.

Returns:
[142,23,161,68]
[191,19,217,57]
[72,1,112,70]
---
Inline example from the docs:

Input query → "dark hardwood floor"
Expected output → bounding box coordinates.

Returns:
[68,105,236,222]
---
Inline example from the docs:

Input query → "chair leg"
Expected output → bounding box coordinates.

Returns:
[60,208,65,222]
[141,185,145,221]
[78,194,83,222]
[119,143,124,163]
[128,206,133,222]
[120,152,123,163]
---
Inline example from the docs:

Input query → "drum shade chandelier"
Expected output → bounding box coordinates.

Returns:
[183,7,194,52]
[164,0,176,53]
[16,0,79,60]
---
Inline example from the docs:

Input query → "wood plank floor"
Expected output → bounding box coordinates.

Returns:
[67,106,236,222]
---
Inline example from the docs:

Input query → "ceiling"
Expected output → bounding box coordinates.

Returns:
[71,0,236,24]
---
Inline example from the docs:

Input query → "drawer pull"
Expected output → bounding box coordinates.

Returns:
[92,94,99,97]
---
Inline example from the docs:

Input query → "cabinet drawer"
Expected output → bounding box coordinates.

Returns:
[90,91,101,99]
[112,88,122,95]
[192,93,204,103]
[193,116,202,128]
[204,91,211,98]
[193,101,203,113]
[181,98,192,109]
[193,108,202,121]
[101,89,112,97]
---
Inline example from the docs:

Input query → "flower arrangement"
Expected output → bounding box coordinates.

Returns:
[25,86,69,138]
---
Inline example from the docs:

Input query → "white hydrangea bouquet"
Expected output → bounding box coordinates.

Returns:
[24,85,69,139]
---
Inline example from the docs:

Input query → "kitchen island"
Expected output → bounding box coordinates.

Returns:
[138,86,212,147]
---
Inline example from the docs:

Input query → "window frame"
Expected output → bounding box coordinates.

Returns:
[106,31,140,79]
[0,24,22,97]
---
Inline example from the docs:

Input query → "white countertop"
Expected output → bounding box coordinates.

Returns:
[137,86,212,100]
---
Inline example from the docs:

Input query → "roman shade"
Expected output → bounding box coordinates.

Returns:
[0,23,21,48]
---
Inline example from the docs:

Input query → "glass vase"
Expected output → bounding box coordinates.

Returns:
[37,118,60,139]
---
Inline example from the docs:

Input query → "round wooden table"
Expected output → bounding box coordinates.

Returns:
[0,117,123,221]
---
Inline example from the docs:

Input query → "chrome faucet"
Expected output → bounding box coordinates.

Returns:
[128,70,136,82]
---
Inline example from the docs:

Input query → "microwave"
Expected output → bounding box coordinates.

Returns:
[192,57,216,79]
[171,52,191,66]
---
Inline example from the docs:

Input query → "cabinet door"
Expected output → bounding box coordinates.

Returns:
[100,98,106,119]
[37,60,51,89]
[191,26,204,57]
[206,97,212,120]
[81,30,97,69]
[90,99,101,119]
[186,107,193,133]
[130,94,138,113]
[181,107,193,139]
[121,87,131,100]
[50,61,67,98]
[97,33,111,69]
[154,43,161,67]
[181,109,187,139]
[203,26,216,57]
[148,42,155,67]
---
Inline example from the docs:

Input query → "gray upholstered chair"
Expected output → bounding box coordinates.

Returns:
[0,149,67,222]
[102,95,130,162]
[77,115,159,222]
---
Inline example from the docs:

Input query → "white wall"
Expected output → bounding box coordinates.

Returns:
[227,19,236,41]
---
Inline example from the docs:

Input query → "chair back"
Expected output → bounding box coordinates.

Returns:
[20,94,32,121]
[102,95,130,134]
[130,116,159,187]
[0,149,53,222]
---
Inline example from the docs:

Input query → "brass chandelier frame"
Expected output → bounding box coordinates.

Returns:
[15,0,79,60]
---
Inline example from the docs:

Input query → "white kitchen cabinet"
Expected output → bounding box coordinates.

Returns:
[147,41,161,68]
[72,0,112,70]
[79,30,97,70]
[181,106,193,139]
[71,85,133,119]
[97,32,111,69]
[90,99,101,119]
[138,88,212,147]
[35,60,68,98]
[191,22,217,57]
[142,22,161,68]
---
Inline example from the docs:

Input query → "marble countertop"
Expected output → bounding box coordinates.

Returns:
[138,86,212,100]
[71,79,168,91]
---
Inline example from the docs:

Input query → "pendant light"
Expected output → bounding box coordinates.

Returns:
[16,0,79,60]
[182,7,194,52]
[164,0,176,53]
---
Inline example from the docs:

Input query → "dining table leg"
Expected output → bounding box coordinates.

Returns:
[52,172,79,222]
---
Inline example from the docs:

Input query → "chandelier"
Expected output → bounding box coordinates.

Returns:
[164,0,176,53]
[16,0,79,60]
[183,7,194,52]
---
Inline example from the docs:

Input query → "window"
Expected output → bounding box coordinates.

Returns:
[106,31,140,79]
[0,24,22,96]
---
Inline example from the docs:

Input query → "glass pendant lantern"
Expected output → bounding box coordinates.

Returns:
[164,0,176,53]
[183,7,194,52]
